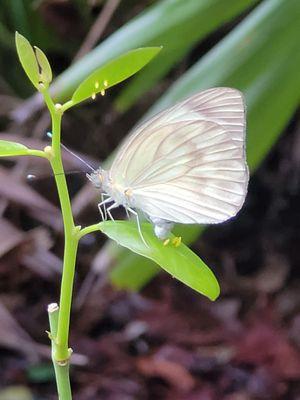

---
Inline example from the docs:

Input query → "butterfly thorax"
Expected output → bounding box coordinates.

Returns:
[88,168,134,207]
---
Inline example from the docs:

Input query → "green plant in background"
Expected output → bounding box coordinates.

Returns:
[0,32,220,399]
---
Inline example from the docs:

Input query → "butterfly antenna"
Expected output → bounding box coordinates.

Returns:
[61,142,95,172]
[47,131,95,172]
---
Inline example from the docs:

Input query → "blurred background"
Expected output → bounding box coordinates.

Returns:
[0,0,300,399]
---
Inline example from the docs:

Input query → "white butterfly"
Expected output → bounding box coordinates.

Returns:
[87,87,249,243]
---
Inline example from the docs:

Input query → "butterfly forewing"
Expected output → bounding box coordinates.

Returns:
[109,87,248,225]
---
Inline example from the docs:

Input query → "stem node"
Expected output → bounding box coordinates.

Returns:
[73,225,82,236]
[43,145,54,159]
[55,103,63,113]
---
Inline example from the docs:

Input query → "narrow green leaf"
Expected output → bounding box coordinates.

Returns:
[115,0,258,112]
[110,253,160,292]
[7,0,30,38]
[34,46,52,85]
[15,31,39,88]
[71,47,162,105]
[0,140,29,157]
[109,226,205,291]
[100,221,220,301]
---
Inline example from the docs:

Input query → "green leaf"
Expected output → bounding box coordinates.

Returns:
[34,46,52,85]
[15,31,39,88]
[0,140,30,157]
[115,0,258,112]
[100,221,220,301]
[71,47,162,106]
[110,253,160,292]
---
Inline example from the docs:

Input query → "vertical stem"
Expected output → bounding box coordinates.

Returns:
[55,236,78,361]
[42,88,80,398]
[48,104,78,361]
[48,303,72,399]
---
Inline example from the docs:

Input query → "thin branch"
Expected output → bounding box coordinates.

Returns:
[73,0,121,61]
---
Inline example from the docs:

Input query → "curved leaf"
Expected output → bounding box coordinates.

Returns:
[15,31,39,88]
[71,47,162,106]
[34,46,52,85]
[100,221,220,301]
[0,140,29,157]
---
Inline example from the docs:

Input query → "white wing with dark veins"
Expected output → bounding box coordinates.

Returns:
[109,87,248,224]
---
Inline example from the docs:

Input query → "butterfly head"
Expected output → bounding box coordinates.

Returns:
[86,168,106,189]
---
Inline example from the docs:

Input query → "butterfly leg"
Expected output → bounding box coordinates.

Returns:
[106,202,119,222]
[125,207,130,220]
[127,207,148,248]
[97,196,113,221]
[98,203,105,221]
[100,193,111,220]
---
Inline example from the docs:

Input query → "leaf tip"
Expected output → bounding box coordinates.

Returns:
[209,284,221,301]
[15,30,25,43]
[15,31,22,46]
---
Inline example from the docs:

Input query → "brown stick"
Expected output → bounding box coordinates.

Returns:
[73,0,121,62]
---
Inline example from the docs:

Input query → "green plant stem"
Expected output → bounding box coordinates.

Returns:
[48,102,78,360]
[54,235,78,361]
[27,149,49,158]
[78,223,101,239]
[42,87,80,399]
[61,100,74,113]
[48,303,71,399]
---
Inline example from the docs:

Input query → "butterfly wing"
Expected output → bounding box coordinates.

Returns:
[110,87,248,224]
